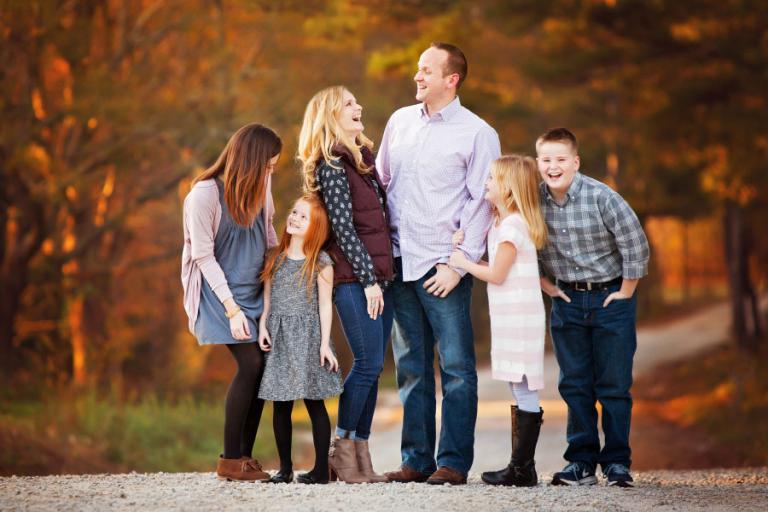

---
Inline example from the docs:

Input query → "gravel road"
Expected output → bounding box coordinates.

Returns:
[1,468,767,511]
[3,301,767,511]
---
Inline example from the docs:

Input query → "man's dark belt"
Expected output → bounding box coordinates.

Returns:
[557,276,622,292]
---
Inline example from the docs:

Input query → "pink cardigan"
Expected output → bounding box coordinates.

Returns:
[181,177,278,333]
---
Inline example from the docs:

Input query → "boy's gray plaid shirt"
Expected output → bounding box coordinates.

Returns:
[537,172,650,283]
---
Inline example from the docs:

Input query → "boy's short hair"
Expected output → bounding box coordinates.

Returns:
[431,41,467,89]
[536,127,578,154]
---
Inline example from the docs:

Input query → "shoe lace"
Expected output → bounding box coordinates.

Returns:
[563,461,586,474]
[604,463,629,477]
[242,458,263,472]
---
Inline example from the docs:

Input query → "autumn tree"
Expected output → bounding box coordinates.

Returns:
[476,0,767,347]
[0,0,255,386]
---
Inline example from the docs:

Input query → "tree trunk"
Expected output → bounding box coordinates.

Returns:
[0,276,22,378]
[724,201,757,351]
[0,177,46,380]
[682,220,690,302]
[743,220,762,343]
[68,293,88,386]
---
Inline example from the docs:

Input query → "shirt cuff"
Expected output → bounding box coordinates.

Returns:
[447,263,467,278]
[359,271,378,288]
[622,261,648,280]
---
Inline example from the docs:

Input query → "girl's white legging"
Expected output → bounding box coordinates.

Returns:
[508,375,540,413]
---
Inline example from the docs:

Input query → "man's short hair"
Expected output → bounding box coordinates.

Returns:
[430,41,467,89]
[536,127,578,153]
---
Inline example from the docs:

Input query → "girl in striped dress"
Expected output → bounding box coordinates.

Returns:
[449,154,547,487]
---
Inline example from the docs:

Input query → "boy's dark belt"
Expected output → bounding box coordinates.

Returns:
[557,276,623,292]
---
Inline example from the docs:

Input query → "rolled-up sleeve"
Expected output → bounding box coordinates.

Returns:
[376,118,393,189]
[603,192,650,279]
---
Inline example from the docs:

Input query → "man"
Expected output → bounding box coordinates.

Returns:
[376,42,501,485]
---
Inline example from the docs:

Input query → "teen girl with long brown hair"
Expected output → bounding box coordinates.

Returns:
[181,123,281,481]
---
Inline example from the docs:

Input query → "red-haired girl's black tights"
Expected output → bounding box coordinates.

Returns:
[273,399,330,479]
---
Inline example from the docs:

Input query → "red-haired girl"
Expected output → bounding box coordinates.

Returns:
[257,194,343,485]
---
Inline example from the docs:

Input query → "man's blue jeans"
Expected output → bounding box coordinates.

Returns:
[333,282,394,440]
[391,258,477,476]
[550,283,637,469]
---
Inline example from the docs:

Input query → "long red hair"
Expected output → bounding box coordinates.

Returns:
[261,193,330,293]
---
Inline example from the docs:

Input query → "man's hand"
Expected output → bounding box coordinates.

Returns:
[423,264,461,298]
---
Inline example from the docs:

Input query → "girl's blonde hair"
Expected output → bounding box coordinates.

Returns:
[260,193,330,294]
[492,155,547,250]
[297,86,374,192]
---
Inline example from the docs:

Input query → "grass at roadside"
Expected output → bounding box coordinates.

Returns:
[1,392,334,475]
[633,339,768,468]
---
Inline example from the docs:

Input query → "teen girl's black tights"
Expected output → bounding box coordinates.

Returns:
[223,343,265,459]
[273,399,331,478]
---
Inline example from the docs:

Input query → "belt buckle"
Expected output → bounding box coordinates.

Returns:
[574,282,591,292]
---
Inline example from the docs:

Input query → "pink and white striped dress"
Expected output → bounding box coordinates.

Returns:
[487,213,545,389]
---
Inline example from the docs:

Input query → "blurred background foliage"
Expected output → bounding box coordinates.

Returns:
[1,0,766,474]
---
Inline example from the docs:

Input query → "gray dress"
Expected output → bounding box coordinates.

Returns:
[194,178,265,345]
[258,252,344,401]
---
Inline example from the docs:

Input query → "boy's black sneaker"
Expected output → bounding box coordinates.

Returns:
[551,461,598,486]
[603,463,634,487]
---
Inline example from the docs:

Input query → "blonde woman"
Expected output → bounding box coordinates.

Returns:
[298,86,394,483]
[449,155,547,487]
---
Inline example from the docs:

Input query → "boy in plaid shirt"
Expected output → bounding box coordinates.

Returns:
[536,128,649,487]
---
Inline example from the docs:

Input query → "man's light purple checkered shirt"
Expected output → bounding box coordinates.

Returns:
[376,97,501,282]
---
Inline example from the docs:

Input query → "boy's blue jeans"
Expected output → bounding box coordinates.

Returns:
[550,282,637,469]
[391,258,477,476]
[333,282,394,440]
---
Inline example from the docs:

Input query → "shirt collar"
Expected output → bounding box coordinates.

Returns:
[419,96,461,122]
[568,172,584,198]
[542,172,584,205]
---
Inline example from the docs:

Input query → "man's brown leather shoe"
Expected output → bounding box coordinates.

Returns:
[426,466,467,485]
[384,465,429,483]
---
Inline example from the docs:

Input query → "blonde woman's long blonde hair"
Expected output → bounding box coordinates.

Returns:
[492,155,548,250]
[297,86,374,192]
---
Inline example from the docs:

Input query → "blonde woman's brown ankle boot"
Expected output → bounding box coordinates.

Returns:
[216,455,270,482]
[354,440,388,483]
[328,437,370,483]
